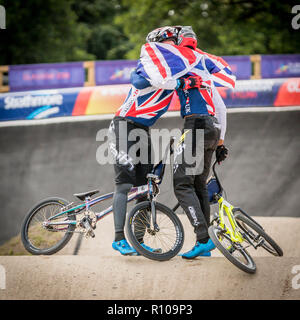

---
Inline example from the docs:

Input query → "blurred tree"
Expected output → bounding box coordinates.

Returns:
[0,0,299,65]
[0,0,95,65]
[115,0,300,58]
[72,0,132,60]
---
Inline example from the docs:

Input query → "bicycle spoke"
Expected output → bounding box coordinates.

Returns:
[26,203,72,250]
[234,213,282,256]
[133,211,178,253]
[127,202,184,261]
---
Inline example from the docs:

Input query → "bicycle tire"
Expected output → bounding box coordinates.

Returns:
[208,225,256,274]
[127,201,184,261]
[234,213,283,257]
[21,197,76,255]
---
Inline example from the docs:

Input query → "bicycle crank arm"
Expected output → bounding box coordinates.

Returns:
[240,232,258,249]
[81,217,95,238]
[253,238,265,249]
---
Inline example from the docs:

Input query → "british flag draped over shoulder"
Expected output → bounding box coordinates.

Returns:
[116,43,236,126]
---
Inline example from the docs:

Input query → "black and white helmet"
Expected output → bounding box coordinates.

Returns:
[146,26,178,43]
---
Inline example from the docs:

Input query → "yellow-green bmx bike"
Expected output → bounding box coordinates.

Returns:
[206,161,283,274]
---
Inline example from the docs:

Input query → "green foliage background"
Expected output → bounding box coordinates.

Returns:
[0,0,299,65]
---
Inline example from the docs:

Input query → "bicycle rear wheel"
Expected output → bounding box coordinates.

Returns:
[208,225,256,274]
[234,213,283,256]
[21,197,76,255]
[127,201,184,261]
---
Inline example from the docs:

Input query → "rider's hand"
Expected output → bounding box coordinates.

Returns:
[216,145,228,164]
[218,139,224,146]
[176,76,203,90]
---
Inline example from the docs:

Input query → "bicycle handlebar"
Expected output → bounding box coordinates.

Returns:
[212,160,223,193]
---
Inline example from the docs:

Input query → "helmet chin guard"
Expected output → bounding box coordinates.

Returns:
[177,26,197,50]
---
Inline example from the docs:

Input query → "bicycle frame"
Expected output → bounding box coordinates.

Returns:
[44,137,176,229]
[216,195,244,244]
[45,184,149,228]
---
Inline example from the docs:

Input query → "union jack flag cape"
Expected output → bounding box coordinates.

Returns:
[136,43,236,89]
[116,43,235,126]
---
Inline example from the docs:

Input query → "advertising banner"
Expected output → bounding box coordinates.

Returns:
[1,78,299,121]
[170,78,300,110]
[222,55,252,80]
[9,62,85,92]
[0,88,79,121]
[95,60,137,86]
[94,56,251,85]
[7,55,251,93]
[261,54,300,78]
[217,79,283,107]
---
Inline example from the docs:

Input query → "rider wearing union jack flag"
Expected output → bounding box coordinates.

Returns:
[171,26,235,259]
[109,26,204,255]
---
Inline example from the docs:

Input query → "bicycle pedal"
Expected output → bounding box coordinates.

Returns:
[84,229,95,238]
[89,230,95,238]
[81,217,96,237]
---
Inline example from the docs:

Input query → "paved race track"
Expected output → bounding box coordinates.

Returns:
[0,215,299,299]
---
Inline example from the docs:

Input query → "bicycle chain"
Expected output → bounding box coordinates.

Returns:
[45,210,97,237]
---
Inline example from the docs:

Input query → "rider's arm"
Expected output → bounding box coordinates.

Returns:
[150,76,203,90]
[130,70,151,89]
[149,78,178,90]
[212,86,227,144]
[131,69,179,90]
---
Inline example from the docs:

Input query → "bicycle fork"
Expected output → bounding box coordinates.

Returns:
[147,175,160,232]
[150,200,160,232]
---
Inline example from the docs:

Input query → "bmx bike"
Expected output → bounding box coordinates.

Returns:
[21,136,283,268]
[206,161,283,274]
[21,138,185,261]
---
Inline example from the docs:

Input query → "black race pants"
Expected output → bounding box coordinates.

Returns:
[109,116,153,187]
[173,115,220,242]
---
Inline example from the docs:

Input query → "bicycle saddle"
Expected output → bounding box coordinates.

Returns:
[73,189,99,201]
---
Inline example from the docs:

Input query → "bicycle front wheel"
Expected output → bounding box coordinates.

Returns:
[21,197,76,255]
[208,225,256,274]
[234,213,283,257]
[127,201,184,261]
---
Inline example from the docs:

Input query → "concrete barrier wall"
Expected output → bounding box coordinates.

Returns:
[0,109,299,245]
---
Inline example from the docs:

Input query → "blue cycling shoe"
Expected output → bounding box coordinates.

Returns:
[181,239,216,259]
[112,239,137,256]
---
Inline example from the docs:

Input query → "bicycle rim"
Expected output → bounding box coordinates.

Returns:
[208,225,256,274]
[22,199,75,254]
[127,201,184,261]
[234,213,283,256]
